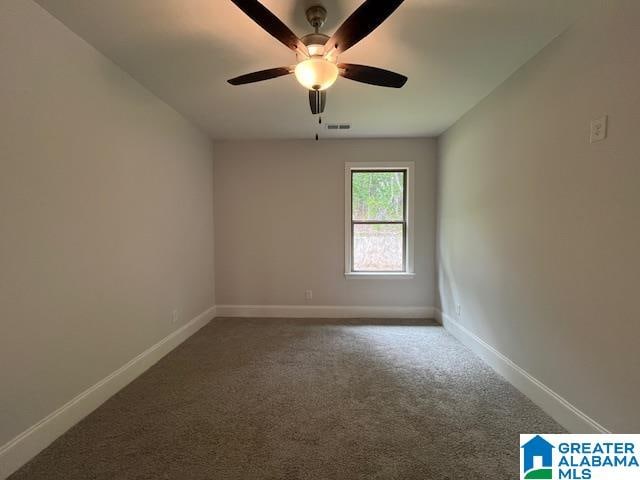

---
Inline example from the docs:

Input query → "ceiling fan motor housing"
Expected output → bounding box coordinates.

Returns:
[301,33,330,48]
[299,32,330,59]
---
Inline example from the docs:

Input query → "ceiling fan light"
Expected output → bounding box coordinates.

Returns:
[294,58,339,91]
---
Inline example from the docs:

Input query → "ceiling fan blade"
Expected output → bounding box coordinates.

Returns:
[228,67,292,85]
[309,90,327,115]
[230,0,307,55]
[339,64,407,88]
[324,0,405,55]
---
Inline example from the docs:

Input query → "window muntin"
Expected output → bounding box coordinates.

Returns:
[350,170,407,273]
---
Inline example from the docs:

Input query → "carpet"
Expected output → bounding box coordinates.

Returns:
[9,318,564,479]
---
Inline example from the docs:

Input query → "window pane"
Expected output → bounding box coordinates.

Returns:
[352,171,404,221]
[353,224,404,271]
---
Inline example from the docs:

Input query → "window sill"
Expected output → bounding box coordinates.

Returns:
[344,272,415,280]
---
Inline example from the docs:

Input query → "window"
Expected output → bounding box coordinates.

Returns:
[345,162,414,278]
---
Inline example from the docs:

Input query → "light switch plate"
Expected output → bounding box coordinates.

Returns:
[590,115,608,143]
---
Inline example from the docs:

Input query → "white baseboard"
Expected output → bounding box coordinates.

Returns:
[434,309,609,434]
[215,304,435,319]
[0,306,215,480]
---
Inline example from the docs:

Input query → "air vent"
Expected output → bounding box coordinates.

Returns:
[326,124,351,130]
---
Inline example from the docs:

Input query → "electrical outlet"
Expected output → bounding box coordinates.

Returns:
[305,290,313,301]
[172,310,179,324]
[590,115,608,143]
[456,304,461,318]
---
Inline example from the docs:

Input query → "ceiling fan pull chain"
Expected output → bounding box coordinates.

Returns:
[315,133,319,141]
[319,116,322,125]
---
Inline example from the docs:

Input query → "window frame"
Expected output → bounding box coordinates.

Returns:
[344,162,415,279]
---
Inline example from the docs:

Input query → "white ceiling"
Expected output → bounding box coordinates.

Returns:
[35,0,590,140]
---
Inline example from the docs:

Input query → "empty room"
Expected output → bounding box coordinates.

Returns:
[1,0,639,479]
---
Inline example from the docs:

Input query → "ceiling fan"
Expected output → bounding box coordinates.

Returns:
[227,0,408,115]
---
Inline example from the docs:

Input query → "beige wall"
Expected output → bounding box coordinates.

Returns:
[214,139,436,307]
[0,0,214,446]
[437,0,640,432]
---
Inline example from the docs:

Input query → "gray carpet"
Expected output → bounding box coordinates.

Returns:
[10,318,564,479]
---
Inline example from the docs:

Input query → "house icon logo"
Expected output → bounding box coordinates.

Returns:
[521,435,554,479]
